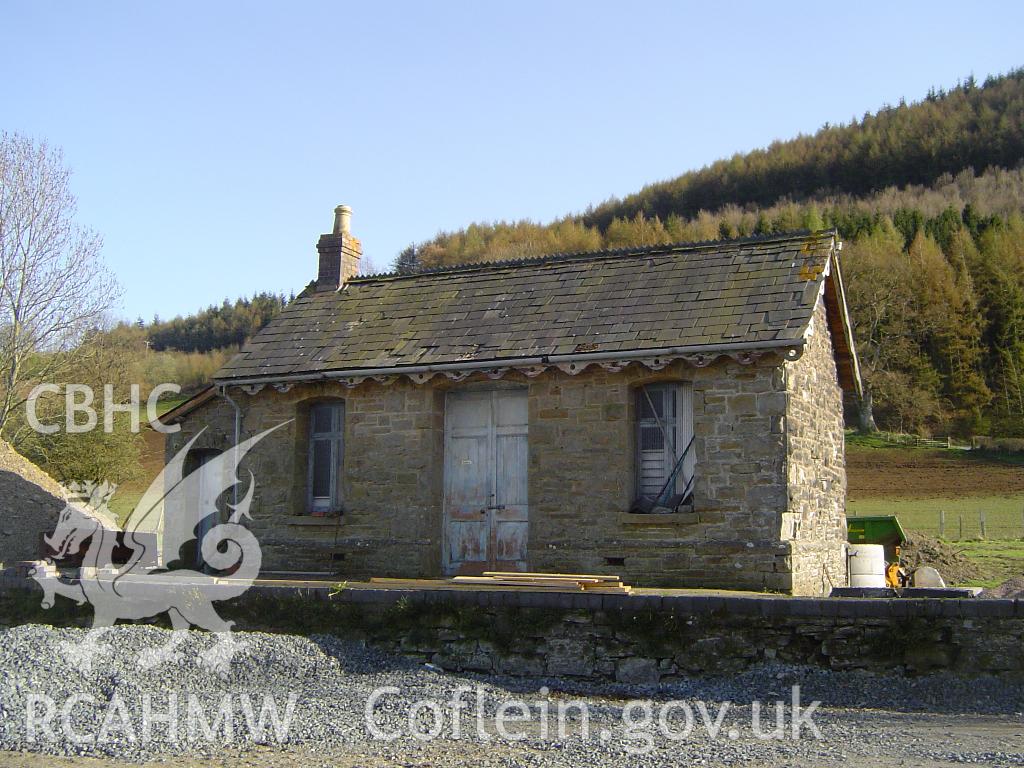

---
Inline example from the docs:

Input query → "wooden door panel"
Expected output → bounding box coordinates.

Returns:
[494,388,528,427]
[492,520,528,563]
[446,519,488,569]
[445,435,490,517]
[196,456,221,570]
[494,433,528,521]
[491,391,528,566]
[448,390,491,432]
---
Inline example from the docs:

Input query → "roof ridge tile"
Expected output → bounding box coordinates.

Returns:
[350,228,836,283]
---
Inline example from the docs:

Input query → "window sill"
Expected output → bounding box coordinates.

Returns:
[619,508,698,526]
[287,516,343,527]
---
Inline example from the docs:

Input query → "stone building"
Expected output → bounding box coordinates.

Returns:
[163,207,861,595]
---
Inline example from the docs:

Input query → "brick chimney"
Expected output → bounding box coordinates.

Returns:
[315,204,362,290]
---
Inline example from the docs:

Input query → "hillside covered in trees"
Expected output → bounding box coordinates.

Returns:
[396,70,1024,438]
[8,298,291,487]
[144,292,289,353]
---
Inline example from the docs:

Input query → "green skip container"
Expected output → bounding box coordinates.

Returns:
[846,515,907,562]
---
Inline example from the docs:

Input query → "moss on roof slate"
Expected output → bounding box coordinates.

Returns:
[216,230,837,381]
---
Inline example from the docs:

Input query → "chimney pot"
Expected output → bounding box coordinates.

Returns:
[334,204,352,235]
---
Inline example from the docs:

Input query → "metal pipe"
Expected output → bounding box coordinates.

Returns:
[217,384,243,508]
[212,337,804,388]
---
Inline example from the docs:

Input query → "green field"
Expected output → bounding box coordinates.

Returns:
[847,496,1024,539]
[847,497,1024,586]
[953,539,1024,586]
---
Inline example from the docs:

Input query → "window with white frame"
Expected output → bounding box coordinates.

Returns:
[635,383,695,506]
[308,402,344,514]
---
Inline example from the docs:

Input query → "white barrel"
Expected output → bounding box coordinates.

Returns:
[848,544,886,588]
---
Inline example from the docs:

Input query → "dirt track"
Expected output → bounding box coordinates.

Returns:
[846,448,1024,500]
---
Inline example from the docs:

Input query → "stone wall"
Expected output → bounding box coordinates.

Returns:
[167,380,447,577]
[783,296,849,595]
[3,574,1020,679]
[169,334,847,593]
[170,357,797,589]
[525,359,791,591]
[241,585,1024,680]
[351,594,1024,680]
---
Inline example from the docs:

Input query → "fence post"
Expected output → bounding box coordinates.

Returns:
[938,510,945,539]
[959,514,963,540]
[980,510,987,540]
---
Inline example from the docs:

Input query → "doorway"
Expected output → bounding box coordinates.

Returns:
[443,389,528,575]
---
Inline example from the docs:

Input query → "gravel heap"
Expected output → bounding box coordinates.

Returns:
[982,576,1024,599]
[1,624,1023,766]
[0,442,65,499]
[0,441,66,567]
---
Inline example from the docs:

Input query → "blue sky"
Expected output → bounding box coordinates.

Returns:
[4,1,1023,321]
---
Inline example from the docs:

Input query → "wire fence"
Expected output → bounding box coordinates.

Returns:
[872,431,955,449]
[849,508,1024,540]
[934,509,1024,540]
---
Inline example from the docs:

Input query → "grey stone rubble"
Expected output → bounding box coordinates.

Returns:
[0,440,66,566]
[0,624,1021,766]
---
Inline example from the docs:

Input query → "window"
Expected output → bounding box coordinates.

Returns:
[635,383,694,507]
[308,402,344,514]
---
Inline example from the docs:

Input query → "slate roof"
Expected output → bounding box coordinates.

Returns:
[215,229,856,388]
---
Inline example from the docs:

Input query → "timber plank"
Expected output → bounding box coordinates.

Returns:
[482,571,622,582]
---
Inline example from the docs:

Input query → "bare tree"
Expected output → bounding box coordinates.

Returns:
[0,133,119,436]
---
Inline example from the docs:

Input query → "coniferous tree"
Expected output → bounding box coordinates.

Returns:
[394,244,422,274]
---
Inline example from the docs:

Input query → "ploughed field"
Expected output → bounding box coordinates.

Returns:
[846,444,1024,533]
[847,446,1024,500]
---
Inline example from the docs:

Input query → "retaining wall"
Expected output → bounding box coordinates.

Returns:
[317,588,1024,681]
[3,575,1021,681]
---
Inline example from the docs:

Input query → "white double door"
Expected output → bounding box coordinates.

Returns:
[443,389,528,575]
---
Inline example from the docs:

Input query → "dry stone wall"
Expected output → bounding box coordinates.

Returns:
[2,574,1020,679]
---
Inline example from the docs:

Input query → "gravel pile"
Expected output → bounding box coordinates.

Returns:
[0,441,66,566]
[981,576,1024,599]
[0,442,66,499]
[0,624,1021,766]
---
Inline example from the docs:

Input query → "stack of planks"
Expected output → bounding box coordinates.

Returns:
[369,572,631,594]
